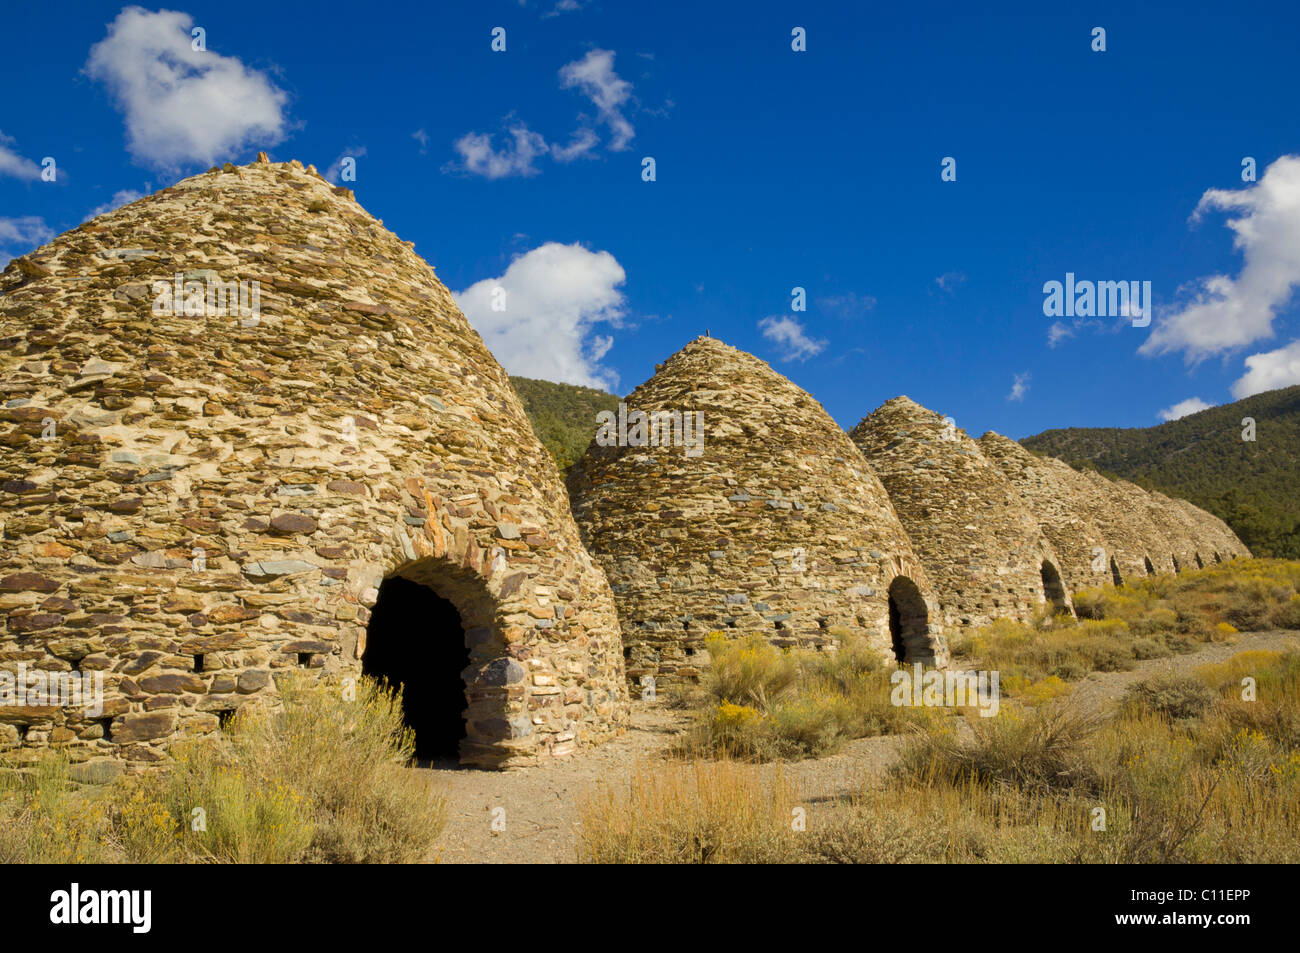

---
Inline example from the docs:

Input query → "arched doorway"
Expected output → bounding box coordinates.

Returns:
[1109,556,1123,587]
[1040,560,1069,613]
[363,576,472,761]
[1214,552,1223,564]
[1172,555,1181,574]
[1144,556,1156,576]
[887,576,931,663]
[1195,552,1205,569]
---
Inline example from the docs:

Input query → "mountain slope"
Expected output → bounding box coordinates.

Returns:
[1022,385,1300,558]
[509,376,620,472]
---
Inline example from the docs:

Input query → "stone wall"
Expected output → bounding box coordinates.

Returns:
[851,398,1073,629]
[0,155,627,772]
[976,432,1116,593]
[566,337,948,684]
[1168,498,1251,563]
[979,432,1251,587]
[1088,475,1182,576]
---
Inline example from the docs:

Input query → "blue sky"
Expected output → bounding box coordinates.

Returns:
[2,0,1298,440]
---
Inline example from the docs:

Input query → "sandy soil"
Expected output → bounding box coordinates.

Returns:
[422,629,1300,864]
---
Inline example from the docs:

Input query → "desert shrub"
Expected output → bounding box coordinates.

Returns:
[686,634,925,760]
[575,758,798,863]
[110,782,187,863]
[1269,595,1300,629]
[117,673,446,864]
[2,676,446,865]
[141,745,314,864]
[192,673,445,863]
[1082,705,1300,862]
[896,702,1098,794]
[1122,675,1216,720]
[1211,621,1240,641]
[1050,660,1087,681]
[1070,589,1106,620]
[1131,637,1173,660]
[1220,594,1272,631]
[765,688,858,756]
[1195,650,1300,753]
[702,702,769,756]
[1018,675,1073,705]
[1078,640,1137,673]
[1131,606,1179,635]
[0,757,113,863]
[702,634,799,710]
[795,791,979,863]
[1049,561,1300,643]
[579,640,1300,864]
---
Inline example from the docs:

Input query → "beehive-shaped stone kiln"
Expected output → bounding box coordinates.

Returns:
[851,397,1074,628]
[976,431,1118,593]
[1167,498,1250,563]
[566,336,948,683]
[0,155,627,772]
[979,432,1250,587]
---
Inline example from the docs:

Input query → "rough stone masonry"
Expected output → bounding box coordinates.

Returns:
[851,397,1075,630]
[0,154,1253,774]
[566,336,949,684]
[0,155,628,774]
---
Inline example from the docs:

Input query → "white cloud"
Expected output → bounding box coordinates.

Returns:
[543,0,585,16]
[550,127,600,163]
[1141,155,1300,363]
[86,189,145,220]
[447,48,638,177]
[559,49,634,151]
[0,216,55,267]
[453,242,626,389]
[0,132,42,181]
[324,147,366,184]
[1231,338,1300,398]
[935,271,966,293]
[1157,396,1215,421]
[446,122,548,179]
[84,6,289,170]
[758,316,826,361]
[412,129,429,154]
[816,291,876,318]
[1007,371,1030,402]
[0,216,54,248]
[1047,321,1074,347]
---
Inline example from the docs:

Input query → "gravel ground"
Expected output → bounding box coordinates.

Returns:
[423,629,1299,864]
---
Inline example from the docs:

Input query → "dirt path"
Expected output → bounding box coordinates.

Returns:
[1063,628,1299,714]
[423,629,1299,864]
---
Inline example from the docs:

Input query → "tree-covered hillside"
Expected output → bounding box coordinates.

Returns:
[1022,385,1300,558]
[509,375,620,472]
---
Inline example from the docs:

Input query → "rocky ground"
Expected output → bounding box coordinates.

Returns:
[422,628,1300,864]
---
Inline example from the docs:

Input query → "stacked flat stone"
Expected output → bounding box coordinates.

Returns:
[851,397,1073,629]
[977,432,1116,592]
[566,336,948,684]
[1087,475,1182,575]
[0,155,627,772]
[1149,489,1209,571]
[979,432,1249,586]
[1168,498,1250,563]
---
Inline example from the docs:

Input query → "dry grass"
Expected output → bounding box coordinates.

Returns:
[585,551,1300,863]
[575,756,799,863]
[675,633,934,760]
[0,757,113,864]
[953,558,1300,697]
[0,674,446,864]
[576,634,1300,863]
[896,702,1101,793]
